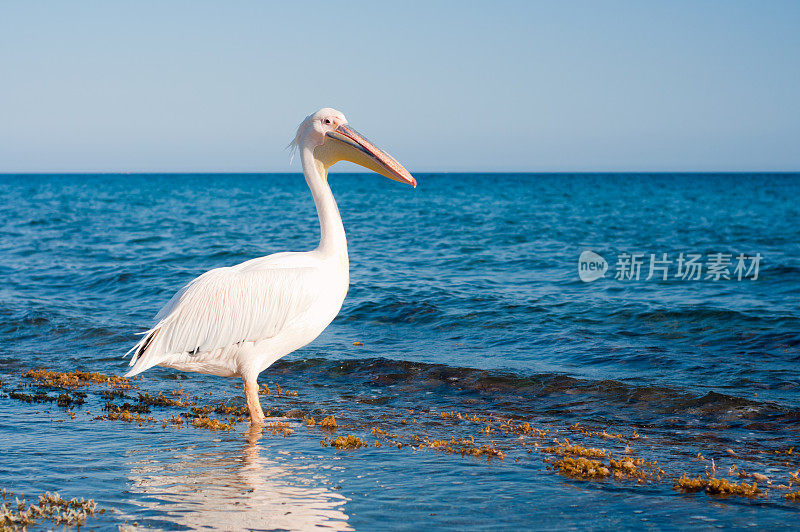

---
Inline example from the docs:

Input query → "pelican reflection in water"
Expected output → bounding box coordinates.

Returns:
[125,428,352,531]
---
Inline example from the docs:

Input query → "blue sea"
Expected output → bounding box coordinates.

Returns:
[1,173,799,530]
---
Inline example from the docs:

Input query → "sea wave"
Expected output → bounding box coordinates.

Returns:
[270,356,800,430]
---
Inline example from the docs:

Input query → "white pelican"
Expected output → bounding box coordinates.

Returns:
[124,108,416,424]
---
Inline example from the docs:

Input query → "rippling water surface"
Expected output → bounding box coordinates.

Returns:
[1,173,799,529]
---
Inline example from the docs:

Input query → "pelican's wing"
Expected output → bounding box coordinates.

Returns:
[124,264,321,377]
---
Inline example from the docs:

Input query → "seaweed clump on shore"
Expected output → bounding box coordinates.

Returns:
[7,390,86,408]
[1,490,103,528]
[426,436,505,459]
[265,422,293,437]
[543,438,606,459]
[24,369,134,390]
[673,474,761,498]
[322,435,368,450]
[306,415,339,429]
[551,456,610,479]
[98,408,157,425]
[212,404,248,417]
[319,415,338,429]
[137,391,194,408]
[543,437,661,482]
[259,383,298,397]
[190,417,233,431]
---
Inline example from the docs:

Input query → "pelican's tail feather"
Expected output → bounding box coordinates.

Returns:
[123,328,161,377]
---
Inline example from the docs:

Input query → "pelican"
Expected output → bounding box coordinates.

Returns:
[124,108,416,424]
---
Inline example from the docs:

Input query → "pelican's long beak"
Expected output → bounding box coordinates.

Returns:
[321,124,417,187]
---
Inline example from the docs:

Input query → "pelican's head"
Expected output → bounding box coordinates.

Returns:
[292,107,416,188]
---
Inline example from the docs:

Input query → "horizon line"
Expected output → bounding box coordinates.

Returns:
[1,170,799,175]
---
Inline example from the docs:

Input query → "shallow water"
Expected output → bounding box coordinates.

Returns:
[1,173,799,529]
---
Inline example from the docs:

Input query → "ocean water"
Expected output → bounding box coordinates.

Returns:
[1,172,799,530]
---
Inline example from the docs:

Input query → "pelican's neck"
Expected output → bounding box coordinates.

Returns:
[301,146,347,256]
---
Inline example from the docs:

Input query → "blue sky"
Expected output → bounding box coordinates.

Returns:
[1,1,798,172]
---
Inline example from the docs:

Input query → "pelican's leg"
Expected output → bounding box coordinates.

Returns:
[243,378,265,425]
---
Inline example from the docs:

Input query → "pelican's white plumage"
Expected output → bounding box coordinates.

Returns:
[123,108,416,424]
[125,258,334,378]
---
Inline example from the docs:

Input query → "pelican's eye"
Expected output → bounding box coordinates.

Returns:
[323,118,332,125]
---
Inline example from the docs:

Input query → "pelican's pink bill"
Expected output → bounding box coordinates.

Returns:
[326,124,417,187]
